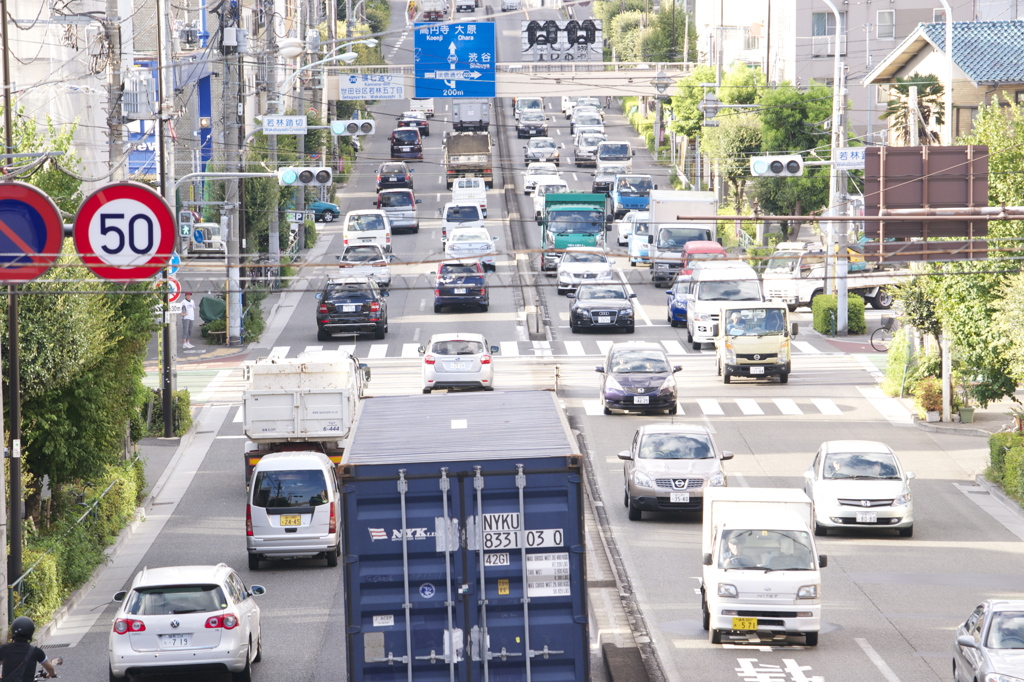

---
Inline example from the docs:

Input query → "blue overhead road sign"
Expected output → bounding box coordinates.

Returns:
[414,22,495,98]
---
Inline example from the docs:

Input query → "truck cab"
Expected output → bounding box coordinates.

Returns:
[540,193,609,272]
[762,241,888,311]
[713,302,797,384]
[189,221,227,256]
[649,225,716,286]
[685,263,763,350]
[609,174,655,218]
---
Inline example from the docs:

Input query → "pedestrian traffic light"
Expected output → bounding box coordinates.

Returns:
[330,119,376,136]
[750,155,803,177]
[277,166,333,186]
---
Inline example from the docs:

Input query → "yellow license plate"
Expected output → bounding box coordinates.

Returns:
[280,515,301,526]
[732,617,758,630]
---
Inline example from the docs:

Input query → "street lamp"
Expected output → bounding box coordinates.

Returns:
[650,70,673,159]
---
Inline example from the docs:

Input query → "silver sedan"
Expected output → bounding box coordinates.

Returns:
[419,333,499,393]
[954,600,1024,682]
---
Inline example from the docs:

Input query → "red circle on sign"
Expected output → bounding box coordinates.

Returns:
[73,182,176,281]
[0,182,64,283]
[167,277,181,303]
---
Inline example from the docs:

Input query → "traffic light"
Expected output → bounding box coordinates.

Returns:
[330,119,376,136]
[749,155,804,177]
[277,166,333,186]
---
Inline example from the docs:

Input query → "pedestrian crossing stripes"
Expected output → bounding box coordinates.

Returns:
[581,396,860,418]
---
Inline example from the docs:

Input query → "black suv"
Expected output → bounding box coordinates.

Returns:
[376,162,414,191]
[434,260,488,313]
[316,277,389,340]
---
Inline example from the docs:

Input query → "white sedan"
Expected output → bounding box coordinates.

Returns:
[445,227,499,271]
[419,333,500,393]
[803,440,915,537]
[522,162,560,195]
[556,247,616,295]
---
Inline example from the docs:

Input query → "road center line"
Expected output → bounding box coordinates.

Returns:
[855,638,902,682]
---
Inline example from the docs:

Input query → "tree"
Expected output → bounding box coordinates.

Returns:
[880,73,945,146]
[609,12,648,62]
[641,1,696,62]
[719,62,765,105]
[699,111,761,212]
[669,64,716,139]
[991,271,1024,384]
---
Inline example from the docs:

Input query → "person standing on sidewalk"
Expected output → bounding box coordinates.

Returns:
[181,292,196,349]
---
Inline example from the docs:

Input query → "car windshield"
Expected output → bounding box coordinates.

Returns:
[724,309,787,336]
[125,585,228,616]
[521,112,545,123]
[581,135,604,146]
[577,115,602,126]
[450,230,489,242]
[719,529,816,571]
[578,285,627,300]
[440,262,480,275]
[380,164,406,175]
[690,252,725,261]
[598,166,628,179]
[446,206,481,222]
[251,469,330,508]
[380,192,412,208]
[632,222,651,236]
[455,179,482,190]
[342,246,384,263]
[325,283,373,301]
[639,433,713,460]
[657,227,709,248]
[538,184,566,195]
[431,340,485,355]
[393,129,419,143]
[549,211,604,235]
[822,452,900,480]
[616,176,652,193]
[609,350,670,374]
[600,144,630,157]
[578,98,601,108]
[348,215,385,231]
[986,612,1024,649]
[531,139,556,150]
[527,165,557,176]
[765,252,800,274]
[697,281,762,301]
[518,99,542,111]
[564,252,607,264]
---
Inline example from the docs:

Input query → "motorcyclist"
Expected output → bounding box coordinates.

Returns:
[0,617,57,680]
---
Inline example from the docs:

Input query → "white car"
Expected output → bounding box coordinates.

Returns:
[342,209,392,253]
[445,227,499,271]
[439,201,485,244]
[419,333,500,393]
[556,246,616,295]
[803,440,916,537]
[451,177,488,217]
[615,210,650,246]
[109,564,266,680]
[338,243,391,288]
[533,178,570,221]
[522,162,560,195]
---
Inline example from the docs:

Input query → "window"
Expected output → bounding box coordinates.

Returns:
[744,31,760,51]
[933,8,946,22]
[811,11,845,36]
[877,10,895,39]
[876,84,890,104]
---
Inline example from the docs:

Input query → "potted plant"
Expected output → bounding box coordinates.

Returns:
[954,373,976,424]
[913,376,942,422]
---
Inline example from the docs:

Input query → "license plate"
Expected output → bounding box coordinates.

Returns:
[389,176,398,181]
[670,492,689,503]
[280,515,301,526]
[342,304,358,312]
[633,396,649,404]
[597,316,611,324]
[159,634,192,648]
[448,363,469,370]
[359,237,373,242]
[750,366,765,375]
[454,287,467,294]
[732,617,758,631]
[856,511,877,523]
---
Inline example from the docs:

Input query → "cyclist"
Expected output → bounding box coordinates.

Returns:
[0,617,57,680]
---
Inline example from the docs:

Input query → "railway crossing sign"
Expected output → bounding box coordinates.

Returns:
[414,22,495,98]
[0,182,64,283]
[73,182,176,281]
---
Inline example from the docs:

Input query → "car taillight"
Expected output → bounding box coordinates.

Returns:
[206,614,239,629]
[424,355,436,365]
[318,304,328,314]
[246,504,253,536]
[329,504,337,534]
[343,237,349,245]
[369,302,380,312]
[434,289,441,297]
[386,236,391,243]
[485,168,491,174]
[480,288,486,296]
[480,355,492,364]
[114,618,145,634]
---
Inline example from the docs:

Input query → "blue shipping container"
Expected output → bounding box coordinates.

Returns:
[340,390,588,681]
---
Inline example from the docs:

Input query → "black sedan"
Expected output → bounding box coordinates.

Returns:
[376,162,414,191]
[596,342,681,415]
[398,111,430,137]
[315,276,389,340]
[517,111,548,138]
[568,283,636,333]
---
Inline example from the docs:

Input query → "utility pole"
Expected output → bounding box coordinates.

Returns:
[265,1,281,272]
[222,9,243,345]
[106,0,125,181]
[156,0,177,436]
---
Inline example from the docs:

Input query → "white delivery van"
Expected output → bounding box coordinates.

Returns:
[451,177,488,217]
[439,201,485,244]
[341,209,393,253]
[685,262,763,350]
[409,97,435,118]
[701,487,826,646]
[247,451,342,569]
[514,96,544,120]
[596,141,634,172]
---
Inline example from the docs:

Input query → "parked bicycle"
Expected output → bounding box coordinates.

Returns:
[870,315,899,352]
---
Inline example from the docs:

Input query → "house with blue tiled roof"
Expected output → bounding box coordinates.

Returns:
[864,21,1024,144]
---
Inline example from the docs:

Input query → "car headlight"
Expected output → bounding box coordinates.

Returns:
[694,312,710,322]
[893,491,912,506]
[619,307,634,318]
[797,584,819,599]
[633,470,654,488]
[604,376,623,392]
[778,339,790,363]
[708,472,726,487]
[660,376,676,392]
[718,583,737,598]
[723,341,736,364]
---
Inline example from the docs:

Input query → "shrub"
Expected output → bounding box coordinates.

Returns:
[913,376,942,416]
[811,294,866,335]
[988,432,1021,482]
[304,219,318,247]
[1004,440,1024,502]
[243,289,267,343]
[148,389,192,436]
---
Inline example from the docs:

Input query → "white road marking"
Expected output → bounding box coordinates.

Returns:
[367,344,388,359]
[436,193,441,202]
[573,173,579,181]
[500,341,520,357]
[732,472,749,487]
[215,434,248,439]
[792,340,820,354]
[616,269,652,325]
[533,340,552,356]
[673,401,685,415]
[583,400,603,416]
[596,340,614,356]
[419,298,426,312]
[563,341,586,356]
[402,343,420,358]
[661,340,687,355]
[555,128,561,135]
[412,327,421,342]
[856,638,902,682]
[735,399,764,415]
[196,369,234,403]
[697,398,724,415]
[304,345,325,354]
[233,406,244,423]
[811,398,843,415]
[857,385,914,424]
[337,344,356,356]
[267,346,289,359]
[773,398,803,415]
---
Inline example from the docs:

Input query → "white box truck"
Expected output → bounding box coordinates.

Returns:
[684,261,763,350]
[701,488,827,646]
[647,190,719,286]
[452,98,490,132]
[241,349,370,484]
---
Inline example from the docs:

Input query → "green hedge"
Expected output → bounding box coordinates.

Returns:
[988,432,1024,504]
[811,294,867,335]
[148,388,192,436]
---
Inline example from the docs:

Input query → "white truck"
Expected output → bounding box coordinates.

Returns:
[241,350,370,485]
[452,98,490,132]
[685,262,764,350]
[647,190,719,286]
[762,241,907,311]
[409,97,435,118]
[188,221,227,256]
[701,488,827,646]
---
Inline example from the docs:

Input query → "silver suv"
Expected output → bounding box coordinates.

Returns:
[618,424,733,520]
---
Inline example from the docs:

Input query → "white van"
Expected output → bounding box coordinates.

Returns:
[533,177,570,222]
[246,452,341,569]
[685,262,764,350]
[410,97,435,118]
[514,96,544,121]
[596,140,635,172]
[501,0,521,10]
[439,201,485,244]
[342,209,393,253]
[451,177,488,217]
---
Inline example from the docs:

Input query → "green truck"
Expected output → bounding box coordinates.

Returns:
[540,193,609,272]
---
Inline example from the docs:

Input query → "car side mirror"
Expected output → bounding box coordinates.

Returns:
[906,471,916,480]
[818,554,828,568]
[672,365,682,373]
[410,168,415,172]
[609,259,616,265]
[702,553,713,566]
[803,470,814,480]
[632,150,637,156]
[113,590,127,603]
[250,585,267,596]
[712,323,720,337]
[791,322,799,337]
[436,208,442,217]
[417,346,426,355]
[629,293,637,298]
[957,635,978,650]
[654,184,659,190]
[315,292,322,300]
[617,450,632,461]
[647,235,653,244]
[359,364,371,381]
[490,345,499,354]
[594,366,605,373]
[381,291,389,297]
[566,292,575,299]
[416,199,422,204]
[721,451,734,460]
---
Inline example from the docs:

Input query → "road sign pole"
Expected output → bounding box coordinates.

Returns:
[7,289,22,586]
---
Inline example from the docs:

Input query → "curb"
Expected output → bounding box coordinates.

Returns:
[912,416,993,438]
[975,475,1024,523]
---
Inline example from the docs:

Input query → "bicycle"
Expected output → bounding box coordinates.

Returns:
[870,315,899,352]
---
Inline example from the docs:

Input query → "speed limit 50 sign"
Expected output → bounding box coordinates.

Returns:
[73,182,176,281]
